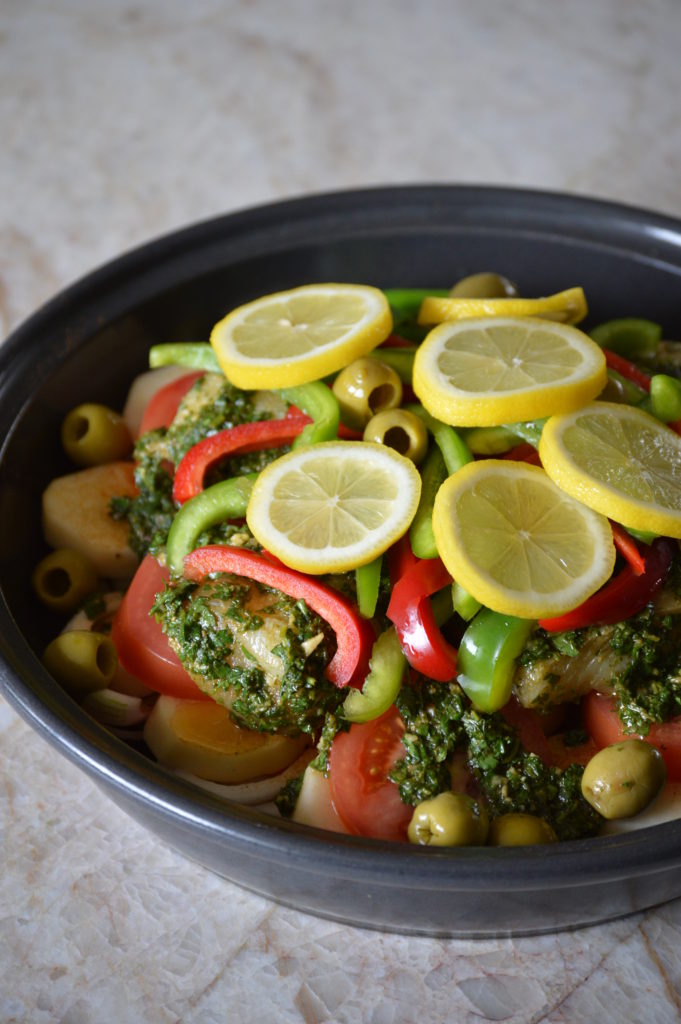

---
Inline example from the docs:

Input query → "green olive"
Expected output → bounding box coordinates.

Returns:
[408,791,489,846]
[581,739,667,819]
[42,630,117,694]
[32,548,99,613]
[488,813,558,846]
[449,272,518,299]
[61,403,132,467]
[332,358,402,430]
[363,408,428,464]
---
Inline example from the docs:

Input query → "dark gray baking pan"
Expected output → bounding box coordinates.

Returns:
[2,185,681,937]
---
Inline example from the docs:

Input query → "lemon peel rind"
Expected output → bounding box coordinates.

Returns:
[210,284,393,389]
[412,317,607,427]
[539,402,681,539]
[246,441,422,574]
[432,460,616,619]
[417,287,588,326]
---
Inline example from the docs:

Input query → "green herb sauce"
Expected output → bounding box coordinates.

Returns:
[389,677,601,840]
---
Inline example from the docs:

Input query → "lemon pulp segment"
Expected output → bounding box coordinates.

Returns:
[432,460,615,618]
[413,317,606,426]
[540,402,681,537]
[246,441,421,573]
[210,283,393,389]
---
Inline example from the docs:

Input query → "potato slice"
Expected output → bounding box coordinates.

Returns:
[42,461,138,580]
[144,695,309,784]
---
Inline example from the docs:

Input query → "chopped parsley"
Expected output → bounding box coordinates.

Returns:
[462,709,601,840]
[608,607,681,734]
[388,677,601,840]
[389,678,466,805]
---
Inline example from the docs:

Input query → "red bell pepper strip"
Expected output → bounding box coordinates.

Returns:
[172,415,311,505]
[386,537,458,681]
[138,371,204,436]
[379,333,416,348]
[602,348,651,392]
[502,443,542,466]
[388,532,419,582]
[610,521,646,576]
[539,536,677,632]
[181,545,374,688]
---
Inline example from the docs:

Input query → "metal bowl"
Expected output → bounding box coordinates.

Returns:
[2,185,681,937]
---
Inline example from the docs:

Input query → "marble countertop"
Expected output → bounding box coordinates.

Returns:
[2,1,681,1020]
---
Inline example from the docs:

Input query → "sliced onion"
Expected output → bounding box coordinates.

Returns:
[172,749,315,805]
[122,365,191,437]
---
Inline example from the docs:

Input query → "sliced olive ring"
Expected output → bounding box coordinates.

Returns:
[332,358,402,431]
[42,630,118,694]
[32,547,99,613]
[61,403,132,466]
[363,408,428,464]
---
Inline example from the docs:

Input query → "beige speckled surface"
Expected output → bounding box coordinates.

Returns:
[2,2,681,1020]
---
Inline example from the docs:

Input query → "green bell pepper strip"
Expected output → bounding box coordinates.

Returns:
[504,418,546,447]
[166,475,256,576]
[606,369,648,405]
[457,608,535,713]
[342,627,406,723]
[461,424,518,455]
[406,404,473,476]
[368,346,416,383]
[649,374,681,423]
[430,585,454,626]
[383,288,449,321]
[355,554,383,618]
[452,581,482,622]
[277,382,340,447]
[409,445,447,559]
[149,342,221,372]
[590,318,661,359]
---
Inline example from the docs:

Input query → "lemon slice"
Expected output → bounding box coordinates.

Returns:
[418,286,587,325]
[246,441,421,573]
[210,283,393,389]
[539,402,681,537]
[432,460,615,618]
[412,317,607,427]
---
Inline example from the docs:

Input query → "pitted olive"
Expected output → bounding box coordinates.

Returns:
[449,272,517,299]
[363,408,428,464]
[332,358,402,430]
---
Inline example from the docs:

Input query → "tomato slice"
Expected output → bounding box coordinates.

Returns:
[138,371,203,436]
[328,705,412,841]
[583,691,681,782]
[111,554,208,700]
